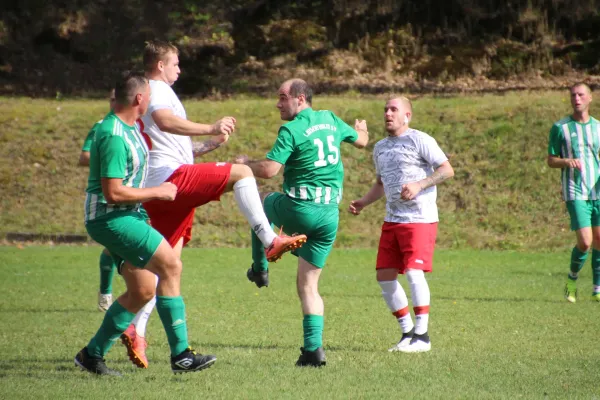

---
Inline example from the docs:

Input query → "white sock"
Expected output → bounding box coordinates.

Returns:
[233,177,277,247]
[594,285,600,293]
[406,269,430,335]
[379,280,414,333]
[132,274,158,337]
[132,297,156,337]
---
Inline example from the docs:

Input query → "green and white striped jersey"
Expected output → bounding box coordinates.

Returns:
[548,116,600,201]
[266,108,358,206]
[84,111,149,222]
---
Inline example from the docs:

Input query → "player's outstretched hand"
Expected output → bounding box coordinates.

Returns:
[355,119,368,133]
[212,117,236,136]
[400,182,421,200]
[157,182,177,201]
[348,199,366,215]
[234,154,249,164]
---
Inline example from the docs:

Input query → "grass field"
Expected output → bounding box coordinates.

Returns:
[1,246,599,399]
[0,91,594,250]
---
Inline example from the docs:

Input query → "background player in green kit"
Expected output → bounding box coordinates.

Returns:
[75,71,216,376]
[79,88,120,312]
[548,82,600,303]
[236,78,369,366]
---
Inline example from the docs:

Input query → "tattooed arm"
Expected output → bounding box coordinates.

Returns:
[419,161,455,190]
[192,133,229,157]
[400,161,454,201]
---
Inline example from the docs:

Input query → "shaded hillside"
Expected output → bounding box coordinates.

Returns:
[1,1,600,96]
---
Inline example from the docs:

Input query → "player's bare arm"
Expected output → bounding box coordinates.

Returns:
[234,155,282,179]
[547,155,582,170]
[420,161,454,190]
[102,178,177,204]
[352,119,369,148]
[401,161,454,201]
[192,133,230,157]
[79,151,91,166]
[152,109,236,137]
[349,176,385,215]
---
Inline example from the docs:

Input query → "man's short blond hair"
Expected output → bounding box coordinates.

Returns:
[387,95,413,113]
[570,82,592,94]
[143,41,179,73]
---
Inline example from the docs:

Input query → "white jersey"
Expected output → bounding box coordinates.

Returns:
[141,79,193,187]
[373,129,448,223]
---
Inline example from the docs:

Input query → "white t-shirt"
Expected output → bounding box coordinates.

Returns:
[373,129,448,223]
[141,79,193,187]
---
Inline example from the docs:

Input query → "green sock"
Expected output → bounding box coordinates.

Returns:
[570,246,588,278]
[251,229,269,272]
[156,296,189,357]
[591,250,600,287]
[99,252,116,295]
[303,314,324,352]
[87,301,135,358]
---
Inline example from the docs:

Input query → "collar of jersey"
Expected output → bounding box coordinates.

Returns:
[295,107,313,119]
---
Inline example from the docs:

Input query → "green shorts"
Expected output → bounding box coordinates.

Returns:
[139,205,150,222]
[85,210,163,269]
[264,192,339,268]
[566,200,600,231]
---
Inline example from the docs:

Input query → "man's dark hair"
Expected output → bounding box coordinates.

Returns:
[114,71,148,106]
[289,79,313,106]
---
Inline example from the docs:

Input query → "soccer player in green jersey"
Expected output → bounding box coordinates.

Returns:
[79,89,155,369]
[75,71,216,376]
[548,82,600,303]
[79,89,119,312]
[236,78,369,366]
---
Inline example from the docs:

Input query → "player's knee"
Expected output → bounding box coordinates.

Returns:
[376,268,398,282]
[405,269,425,284]
[129,285,156,307]
[163,256,182,278]
[577,242,592,252]
[296,279,316,298]
[152,251,182,281]
[138,286,156,304]
[230,164,254,182]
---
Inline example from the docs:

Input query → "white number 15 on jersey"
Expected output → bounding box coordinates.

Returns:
[313,135,339,167]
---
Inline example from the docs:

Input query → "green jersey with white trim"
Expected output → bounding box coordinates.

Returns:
[548,116,600,201]
[266,108,358,206]
[84,111,149,222]
[81,120,102,152]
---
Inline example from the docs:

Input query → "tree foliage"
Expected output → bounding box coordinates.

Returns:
[1,0,599,95]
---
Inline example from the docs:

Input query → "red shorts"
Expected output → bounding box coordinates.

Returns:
[376,222,438,274]
[143,162,232,247]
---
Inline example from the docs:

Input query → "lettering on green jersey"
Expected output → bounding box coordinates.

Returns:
[304,123,337,137]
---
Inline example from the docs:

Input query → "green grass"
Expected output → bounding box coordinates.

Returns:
[1,246,599,399]
[0,92,589,250]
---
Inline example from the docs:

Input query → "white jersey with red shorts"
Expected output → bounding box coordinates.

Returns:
[140,79,231,247]
[373,129,448,273]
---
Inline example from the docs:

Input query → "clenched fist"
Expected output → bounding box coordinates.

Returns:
[212,117,236,136]
[157,182,178,201]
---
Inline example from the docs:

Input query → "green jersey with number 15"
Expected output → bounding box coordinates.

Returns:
[266,108,358,206]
